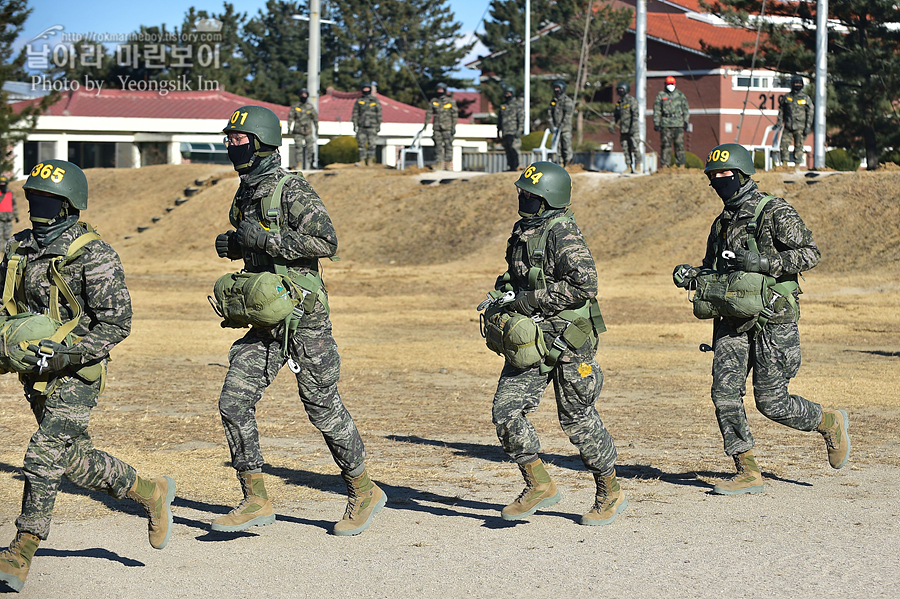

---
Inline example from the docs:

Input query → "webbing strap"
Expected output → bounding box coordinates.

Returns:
[526,210,574,291]
[538,298,604,374]
[746,195,775,254]
[1,243,24,315]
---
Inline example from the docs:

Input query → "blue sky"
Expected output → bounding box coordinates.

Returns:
[15,0,492,87]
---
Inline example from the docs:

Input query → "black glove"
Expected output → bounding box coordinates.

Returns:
[215,231,240,258]
[673,264,700,289]
[803,129,811,137]
[22,340,73,374]
[608,124,616,134]
[773,124,782,132]
[236,220,268,252]
[734,249,771,274]
[510,291,537,316]
[684,122,690,131]
[654,125,660,132]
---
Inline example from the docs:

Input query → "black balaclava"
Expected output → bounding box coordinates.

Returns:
[518,190,544,217]
[710,172,754,209]
[553,86,562,97]
[503,92,513,103]
[362,86,372,96]
[617,87,626,98]
[300,93,309,104]
[792,82,803,93]
[228,135,276,175]
[26,191,78,246]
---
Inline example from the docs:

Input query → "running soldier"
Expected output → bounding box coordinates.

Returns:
[497,84,525,172]
[485,161,626,526]
[0,160,175,593]
[351,82,382,166]
[288,88,318,171]
[653,76,690,168]
[547,80,575,167]
[424,82,458,171]
[672,143,850,495]
[214,105,386,535]
[610,81,642,173]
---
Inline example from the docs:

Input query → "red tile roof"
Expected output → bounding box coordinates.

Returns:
[318,88,425,124]
[642,12,760,54]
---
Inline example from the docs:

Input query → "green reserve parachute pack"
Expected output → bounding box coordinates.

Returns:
[479,209,606,372]
[689,195,800,331]
[0,224,106,393]
[210,174,333,355]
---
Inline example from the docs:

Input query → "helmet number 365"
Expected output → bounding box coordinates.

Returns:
[523,165,544,185]
[707,149,731,164]
[30,163,66,183]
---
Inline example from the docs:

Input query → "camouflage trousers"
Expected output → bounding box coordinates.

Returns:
[620,132,642,170]
[0,219,14,248]
[660,126,685,167]
[293,134,316,170]
[779,129,807,166]
[492,354,618,476]
[501,135,521,171]
[711,319,823,457]
[356,128,378,161]
[556,127,574,166]
[17,375,136,540]
[432,128,455,164]
[218,322,366,476]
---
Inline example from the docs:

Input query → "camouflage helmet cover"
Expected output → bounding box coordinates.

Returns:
[223,105,283,147]
[23,159,88,210]
[515,161,572,208]
[704,143,756,176]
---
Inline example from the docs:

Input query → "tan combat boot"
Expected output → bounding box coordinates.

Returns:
[126,475,176,549]
[713,451,764,495]
[211,471,276,532]
[0,532,40,593]
[817,409,850,469]
[501,459,561,521]
[438,160,445,171]
[581,470,628,526]
[333,468,387,536]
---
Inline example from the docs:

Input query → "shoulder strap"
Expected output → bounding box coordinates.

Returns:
[49,227,103,342]
[747,194,776,253]
[526,209,575,291]
[1,241,25,316]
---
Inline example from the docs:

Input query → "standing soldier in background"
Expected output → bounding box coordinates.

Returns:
[672,143,850,496]
[497,84,525,172]
[288,88,318,171]
[653,76,690,168]
[0,176,18,247]
[352,81,382,166]
[610,82,642,174]
[0,160,175,593]
[775,75,814,169]
[424,82,458,171]
[214,105,386,536]
[547,80,575,167]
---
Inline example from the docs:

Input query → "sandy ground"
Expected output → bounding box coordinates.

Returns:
[1,164,898,597]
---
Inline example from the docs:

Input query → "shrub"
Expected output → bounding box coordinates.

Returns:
[669,151,704,168]
[520,130,546,152]
[825,148,860,171]
[319,136,358,166]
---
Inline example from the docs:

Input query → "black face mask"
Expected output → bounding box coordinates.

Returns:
[227,142,257,173]
[792,84,803,93]
[503,93,513,102]
[617,89,626,97]
[518,190,543,217]
[300,95,308,103]
[709,172,742,203]
[26,191,65,222]
[362,88,371,96]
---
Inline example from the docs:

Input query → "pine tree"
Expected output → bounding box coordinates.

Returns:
[241,0,310,106]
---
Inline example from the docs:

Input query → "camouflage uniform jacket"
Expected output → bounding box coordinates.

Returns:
[351,94,382,130]
[229,155,336,329]
[424,94,458,132]
[288,101,318,137]
[776,91,814,134]
[497,97,525,137]
[614,93,639,135]
[496,209,598,339]
[653,88,690,128]
[0,222,132,368]
[701,180,820,325]
[548,94,575,131]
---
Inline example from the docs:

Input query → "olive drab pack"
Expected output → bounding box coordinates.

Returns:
[689,195,800,331]
[479,210,606,372]
[0,224,106,393]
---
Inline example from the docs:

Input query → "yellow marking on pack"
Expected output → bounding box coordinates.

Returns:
[786,97,793,102]
[578,362,592,377]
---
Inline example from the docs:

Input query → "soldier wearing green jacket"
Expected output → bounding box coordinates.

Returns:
[424,82,458,171]
[653,76,690,168]
[611,81,642,173]
[288,88,318,171]
[775,75,814,167]
[351,82,382,166]
[497,84,524,172]
[0,160,175,593]
[547,80,575,167]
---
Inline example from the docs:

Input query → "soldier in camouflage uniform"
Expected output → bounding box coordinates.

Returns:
[0,175,19,247]
[489,161,627,526]
[775,75,814,168]
[288,88,318,171]
[653,76,690,168]
[673,143,850,496]
[610,81,642,174]
[497,84,525,172]
[351,82,382,166]
[424,82,458,171]
[547,80,575,167]
[0,160,175,593]
[215,105,385,536]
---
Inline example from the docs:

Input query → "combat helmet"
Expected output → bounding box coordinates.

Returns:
[515,161,572,208]
[223,105,283,147]
[502,83,515,96]
[0,175,8,186]
[435,82,447,94]
[552,79,566,94]
[704,143,756,176]
[616,81,630,95]
[23,159,88,210]
[790,74,804,91]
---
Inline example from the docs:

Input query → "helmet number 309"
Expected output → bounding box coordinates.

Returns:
[523,165,543,185]
[230,110,249,125]
[707,149,730,163]
[30,163,65,183]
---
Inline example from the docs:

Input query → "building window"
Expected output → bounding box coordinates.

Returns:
[732,75,790,91]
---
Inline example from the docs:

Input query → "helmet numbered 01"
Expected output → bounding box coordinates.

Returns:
[223,105,283,147]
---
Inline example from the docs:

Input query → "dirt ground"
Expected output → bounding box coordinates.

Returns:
[0,164,898,598]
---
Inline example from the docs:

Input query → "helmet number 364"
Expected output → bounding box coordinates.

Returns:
[30,163,66,183]
[523,165,544,185]
[707,148,731,164]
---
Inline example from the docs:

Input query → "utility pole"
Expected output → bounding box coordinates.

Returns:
[308,0,321,109]
[524,0,531,135]
[814,0,828,169]
[636,0,647,172]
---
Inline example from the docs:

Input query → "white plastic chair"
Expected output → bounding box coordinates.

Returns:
[399,128,425,170]
[538,128,560,162]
